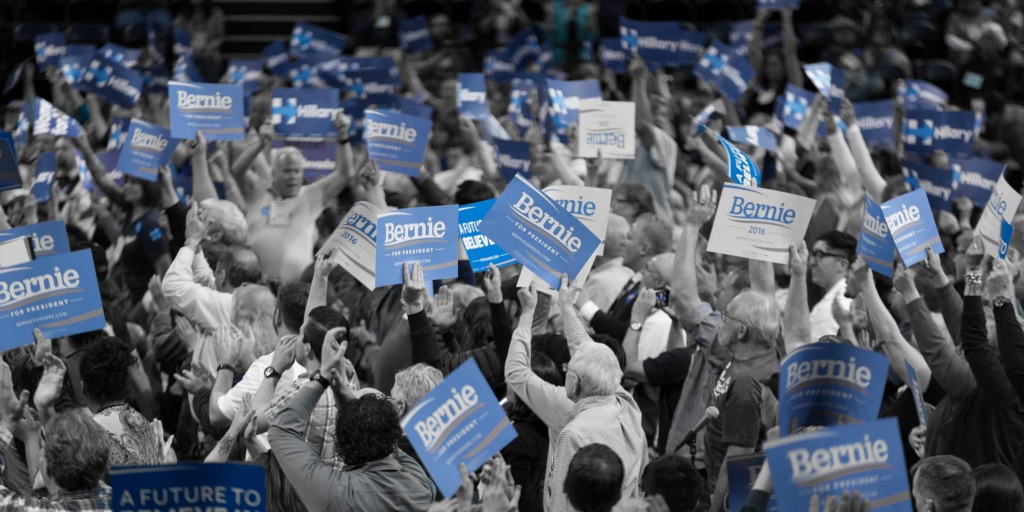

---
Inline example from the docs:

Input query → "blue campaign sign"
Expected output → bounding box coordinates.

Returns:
[695,40,754,102]
[600,37,628,75]
[1002,218,1015,259]
[776,85,813,130]
[727,453,779,512]
[401,358,518,498]
[34,32,66,69]
[759,0,800,10]
[97,43,140,68]
[730,21,783,57]
[495,139,532,183]
[459,200,517,272]
[507,80,534,134]
[903,110,976,158]
[78,54,143,109]
[115,119,177,182]
[902,160,954,212]
[726,126,777,152]
[30,157,54,203]
[857,195,895,278]
[458,73,489,120]
[0,250,106,349]
[172,27,192,58]
[0,221,71,257]
[339,98,368,145]
[400,97,434,119]
[32,98,83,138]
[108,116,131,150]
[263,40,290,76]
[618,18,707,69]
[169,81,245,141]
[882,188,945,267]
[375,204,459,286]
[545,78,602,142]
[905,361,928,427]
[766,419,912,512]
[344,68,400,102]
[779,343,891,435]
[58,54,90,86]
[172,55,204,83]
[139,63,169,94]
[272,139,336,181]
[853,99,895,148]
[64,44,95,59]
[226,59,264,94]
[803,62,845,113]
[290,22,347,57]
[111,462,267,512]
[271,88,339,138]
[900,79,948,108]
[478,174,601,288]
[400,16,433,53]
[363,109,431,177]
[484,49,515,83]
[0,138,19,193]
[508,28,542,70]
[702,125,761,186]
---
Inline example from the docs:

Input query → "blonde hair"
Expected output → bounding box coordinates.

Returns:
[232,285,278,358]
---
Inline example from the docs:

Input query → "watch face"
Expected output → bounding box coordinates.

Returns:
[264,366,276,378]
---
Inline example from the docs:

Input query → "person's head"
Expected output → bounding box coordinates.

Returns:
[715,267,751,312]
[297,316,328,367]
[763,48,786,86]
[602,214,630,260]
[455,180,496,204]
[566,341,622,402]
[507,351,563,419]
[199,199,248,245]
[122,175,162,207]
[215,246,262,292]
[829,15,860,47]
[720,291,780,357]
[391,363,444,416]
[979,21,1009,58]
[334,394,404,466]
[253,451,307,512]
[622,213,673,272]
[271,146,304,198]
[811,231,857,290]
[611,182,656,223]
[40,410,109,495]
[232,284,278,359]
[79,336,136,409]
[459,297,493,350]
[912,456,976,512]
[564,444,624,512]
[641,252,674,290]
[640,454,705,512]
[275,281,310,334]
[429,12,453,42]
[972,464,1024,512]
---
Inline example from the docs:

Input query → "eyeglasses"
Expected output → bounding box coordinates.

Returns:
[720,311,749,328]
[810,249,848,262]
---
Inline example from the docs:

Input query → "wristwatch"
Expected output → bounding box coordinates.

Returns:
[263,366,282,379]
[630,322,643,332]
[216,364,235,374]
[309,370,331,389]
[994,296,1012,308]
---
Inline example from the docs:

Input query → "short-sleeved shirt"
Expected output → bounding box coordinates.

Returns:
[118,207,169,302]
[246,185,326,281]
[704,347,781,491]
[265,374,342,469]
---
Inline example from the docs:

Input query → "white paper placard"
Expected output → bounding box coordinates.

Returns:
[707,184,817,264]
[977,174,1021,258]
[578,99,636,159]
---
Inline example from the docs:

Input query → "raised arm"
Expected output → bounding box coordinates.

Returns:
[482,264,514,364]
[73,133,125,205]
[987,257,1024,401]
[840,100,887,201]
[190,131,219,203]
[673,185,718,315]
[629,55,655,150]
[823,106,864,201]
[783,243,812,352]
[961,253,1018,408]
[230,128,269,206]
[747,10,770,81]
[307,111,353,205]
[887,263,935,390]
[779,8,803,88]
[305,251,336,321]
[558,275,596,356]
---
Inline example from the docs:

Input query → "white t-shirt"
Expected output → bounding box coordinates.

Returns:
[246,185,326,282]
[218,353,306,420]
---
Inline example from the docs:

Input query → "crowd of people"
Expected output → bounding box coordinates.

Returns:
[4,0,1024,510]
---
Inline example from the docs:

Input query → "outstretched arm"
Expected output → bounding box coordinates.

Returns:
[783,243,812,353]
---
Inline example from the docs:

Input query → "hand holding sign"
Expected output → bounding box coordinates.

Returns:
[685,184,718,227]
[518,282,539,314]
[402,262,428,311]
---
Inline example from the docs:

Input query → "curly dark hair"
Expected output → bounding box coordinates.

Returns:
[334,394,403,466]
[79,336,137,403]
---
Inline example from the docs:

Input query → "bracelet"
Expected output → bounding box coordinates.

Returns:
[337,137,351,145]
[216,364,236,374]
[964,270,983,287]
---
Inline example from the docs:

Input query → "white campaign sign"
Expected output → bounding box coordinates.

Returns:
[707,184,817,264]
[577,99,636,159]
[977,174,1021,258]
[317,201,382,290]
[517,185,611,291]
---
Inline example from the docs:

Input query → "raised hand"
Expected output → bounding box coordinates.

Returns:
[831,295,853,326]
[213,326,243,368]
[402,262,428,310]
[482,263,503,303]
[319,327,349,380]
[350,319,376,349]
[185,205,208,242]
[149,275,168,311]
[557,274,580,310]
[517,282,538,314]
[966,234,986,270]
[892,262,918,299]
[31,328,52,365]
[270,335,299,375]
[789,241,809,277]
[333,109,352,138]
[919,247,949,288]
[631,288,658,325]
[987,257,1015,299]
[173,368,213,394]
[34,354,66,412]
[430,285,459,331]
[686,184,718,227]
[839,98,856,128]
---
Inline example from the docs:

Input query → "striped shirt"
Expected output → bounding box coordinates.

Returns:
[545,307,647,512]
[0,427,112,511]
[266,374,343,469]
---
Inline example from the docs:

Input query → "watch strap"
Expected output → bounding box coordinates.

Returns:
[310,370,331,388]
[216,363,235,374]
[264,366,282,379]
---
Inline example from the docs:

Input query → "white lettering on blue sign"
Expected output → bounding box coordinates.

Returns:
[413,385,479,447]
[511,193,583,253]
[131,128,168,153]
[384,216,447,245]
[787,435,889,481]
[0,267,80,307]
[176,90,233,111]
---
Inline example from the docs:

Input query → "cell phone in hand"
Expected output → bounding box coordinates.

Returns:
[655,289,670,309]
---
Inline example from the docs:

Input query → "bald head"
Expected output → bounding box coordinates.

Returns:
[642,252,675,289]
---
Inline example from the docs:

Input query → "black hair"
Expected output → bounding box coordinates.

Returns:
[455,180,495,204]
[334,394,404,466]
[458,297,492,350]
[277,281,310,333]
[973,463,1024,512]
[254,451,308,512]
[309,305,350,332]
[302,318,328,363]
[564,444,624,512]
[219,247,263,288]
[912,455,976,512]
[815,230,858,263]
[641,454,705,512]
[80,336,137,403]
[508,351,563,422]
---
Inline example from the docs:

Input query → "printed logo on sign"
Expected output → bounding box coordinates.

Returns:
[130,128,168,154]
[85,61,140,102]
[785,355,873,394]
[498,153,530,172]
[510,193,584,257]
[412,385,480,452]
[784,92,808,121]
[857,114,893,131]
[272,97,336,125]
[0,266,81,310]
[176,89,234,113]
[384,216,447,248]
[885,202,922,237]
[458,87,485,106]
[364,119,418,145]
[862,210,889,241]
[904,118,973,146]
[786,435,890,484]
[403,28,430,46]
[727,193,796,227]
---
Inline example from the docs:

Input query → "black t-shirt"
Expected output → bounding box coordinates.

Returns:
[116,207,169,302]
[704,347,781,491]
[644,347,693,453]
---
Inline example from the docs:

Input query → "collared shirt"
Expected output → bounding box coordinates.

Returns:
[810,279,852,342]
[268,386,435,512]
[266,374,342,469]
[219,353,305,421]
[246,185,326,281]
[664,302,731,468]
[545,309,646,512]
[583,257,636,312]
[162,246,233,330]
[0,427,111,511]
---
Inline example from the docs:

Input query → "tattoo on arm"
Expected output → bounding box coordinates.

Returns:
[218,434,235,455]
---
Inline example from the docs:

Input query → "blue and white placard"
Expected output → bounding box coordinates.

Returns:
[950,157,1004,208]
[457,73,489,120]
[881,188,945,266]
[78,53,143,108]
[111,463,267,512]
[577,99,635,159]
[977,174,1021,259]
[857,195,896,277]
[375,205,459,287]
[459,200,517,273]
[706,184,817,264]
[169,81,245,141]
[289,22,347,57]
[363,109,432,177]
[115,119,177,182]
[271,88,339,138]
[399,16,433,53]
[0,221,70,257]
[318,201,382,291]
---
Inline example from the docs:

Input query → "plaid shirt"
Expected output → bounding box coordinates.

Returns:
[0,427,112,511]
[266,374,342,469]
